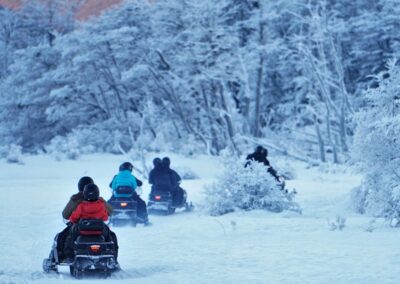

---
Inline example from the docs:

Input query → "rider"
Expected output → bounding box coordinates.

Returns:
[44,177,115,269]
[65,183,119,262]
[63,176,112,220]
[69,183,109,223]
[148,157,162,187]
[245,146,283,184]
[45,179,117,264]
[162,157,185,206]
[149,157,185,206]
[109,162,150,225]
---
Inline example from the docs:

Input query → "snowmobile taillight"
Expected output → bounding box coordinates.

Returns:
[155,195,161,200]
[120,202,128,207]
[90,245,101,252]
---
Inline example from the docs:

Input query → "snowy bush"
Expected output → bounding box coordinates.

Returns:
[327,215,346,231]
[204,159,300,216]
[352,61,400,220]
[176,166,199,180]
[273,160,296,180]
[46,135,82,160]
[0,144,24,164]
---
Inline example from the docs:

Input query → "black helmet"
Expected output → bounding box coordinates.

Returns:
[83,183,100,201]
[255,145,264,153]
[153,157,162,168]
[119,162,133,172]
[162,157,170,168]
[78,176,94,192]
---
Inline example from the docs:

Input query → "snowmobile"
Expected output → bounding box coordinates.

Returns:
[148,189,193,215]
[108,186,139,226]
[43,219,119,279]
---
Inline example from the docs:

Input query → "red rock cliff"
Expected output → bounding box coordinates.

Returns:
[0,0,123,20]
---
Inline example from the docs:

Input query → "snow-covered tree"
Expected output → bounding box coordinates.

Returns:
[0,8,17,80]
[352,60,400,220]
[0,44,61,150]
[45,3,154,152]
[1,0,400,163]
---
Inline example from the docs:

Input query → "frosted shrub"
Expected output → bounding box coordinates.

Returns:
[0,144,23,164]
[274,160,296,180]
[352,61,400,220]
[204,159,299,216]
[176,166,199,180]
[327,215,346,231]
[47,135,82,160]
[5,144,23,164]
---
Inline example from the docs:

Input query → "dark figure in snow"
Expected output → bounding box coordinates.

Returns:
[64,183,119,262]
[109,162,150,225]
[148,157,162,186]
[149,157,185,206]
[245,146,282,183]
[44,177,115,265]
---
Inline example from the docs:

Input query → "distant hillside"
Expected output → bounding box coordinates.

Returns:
[0,0,123,20]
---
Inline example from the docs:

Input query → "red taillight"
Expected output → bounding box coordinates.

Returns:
[120,202,128,207]
[155,195,161,200]
[90,245,101,252]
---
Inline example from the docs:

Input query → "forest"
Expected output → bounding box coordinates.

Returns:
[1,0,399,218]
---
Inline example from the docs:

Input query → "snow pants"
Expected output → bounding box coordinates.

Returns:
[131,193,149,223]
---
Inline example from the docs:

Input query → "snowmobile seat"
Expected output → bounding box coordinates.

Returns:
[76,235,106,243]
[77,219,105,231]
[115,186,135,195]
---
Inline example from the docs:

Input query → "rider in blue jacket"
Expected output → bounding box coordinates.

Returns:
[109,162,149,225]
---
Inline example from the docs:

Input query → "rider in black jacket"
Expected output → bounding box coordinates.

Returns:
[149,157,185,206]
[245,146,280,182]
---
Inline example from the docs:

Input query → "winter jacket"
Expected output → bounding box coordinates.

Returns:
[110,170,143,197]
[149,164,181,192]
[109,176,142,188]
[69,200,109,224]
[62,192,113,219]
[111,170,137,190]
[245,152,279,181]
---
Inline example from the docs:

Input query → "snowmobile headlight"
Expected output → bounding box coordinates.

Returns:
[120,202,128,207]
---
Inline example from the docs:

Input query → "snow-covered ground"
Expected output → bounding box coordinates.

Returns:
[0,154,399,284]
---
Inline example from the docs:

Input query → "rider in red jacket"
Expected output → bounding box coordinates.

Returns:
[69,184,109,223]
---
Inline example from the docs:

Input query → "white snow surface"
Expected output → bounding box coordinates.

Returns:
[0,154,399,284]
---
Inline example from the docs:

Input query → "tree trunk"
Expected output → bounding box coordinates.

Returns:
[253,7,266,138]
[218,81,238,154]
[201,82,220,154]
[314,116,326,162]
[254,56,264,137]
